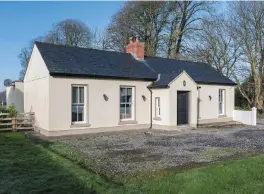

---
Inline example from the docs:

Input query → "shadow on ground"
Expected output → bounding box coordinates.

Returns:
[0,132,118,194]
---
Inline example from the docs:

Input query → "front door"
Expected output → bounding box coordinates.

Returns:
[177,91,189,125]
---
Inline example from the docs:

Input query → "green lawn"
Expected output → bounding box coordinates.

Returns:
[1,132,264,194]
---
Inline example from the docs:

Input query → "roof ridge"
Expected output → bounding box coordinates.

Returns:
[145,55,209,66]
[35,41,131,56]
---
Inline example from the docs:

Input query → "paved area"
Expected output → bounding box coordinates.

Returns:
[57,121,264,178]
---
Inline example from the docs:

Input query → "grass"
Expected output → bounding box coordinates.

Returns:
[0,132,117,194]
[2,132,264,193]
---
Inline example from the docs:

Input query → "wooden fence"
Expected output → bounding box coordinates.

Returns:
[0,112,34,132]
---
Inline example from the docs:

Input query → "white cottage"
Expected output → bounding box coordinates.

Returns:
[24,37,236,136]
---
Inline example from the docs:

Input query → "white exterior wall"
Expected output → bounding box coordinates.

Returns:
[198,84,234,123]
[151,72,235,129]
[6,82,24,113]
[24,45,50,130]
[152,89,170,126]
[6,86,15,108]
[49,76,151,132]
[152,72,198,129]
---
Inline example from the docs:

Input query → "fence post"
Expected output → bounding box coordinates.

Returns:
[252,107,257,126]
[12,117,17,131]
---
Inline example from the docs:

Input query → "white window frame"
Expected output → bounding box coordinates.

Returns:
[72,85,87,124]
[219,89,225,115]
[120,86,135,121]
[155,97,161,117]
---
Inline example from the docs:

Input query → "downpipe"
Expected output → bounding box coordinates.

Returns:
[148,87,153,129]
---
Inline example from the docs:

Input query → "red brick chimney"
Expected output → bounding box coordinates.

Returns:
[125,35,144,60]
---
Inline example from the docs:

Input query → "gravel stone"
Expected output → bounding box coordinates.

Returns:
[57,120,264,178]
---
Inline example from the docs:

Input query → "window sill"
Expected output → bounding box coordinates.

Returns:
[118,120,138,125]
[70,123,91,128]
[153,117,162,121]
[218,115,227,118]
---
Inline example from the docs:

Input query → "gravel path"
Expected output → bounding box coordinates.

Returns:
[57,121,264,178]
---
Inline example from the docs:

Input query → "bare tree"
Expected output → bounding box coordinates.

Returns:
[106,1,169,56]
[164,1,213,59]
[45,19,92,48]
[19,37,43,80]
[19,19,92,80]
[91,28,109,50]
[230,2,264,109]
[192,17,241,78]
[106,1,212,58]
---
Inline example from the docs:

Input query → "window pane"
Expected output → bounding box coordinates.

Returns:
[125,104,132,119]
[127,88,132,103]
[72,105,78,122]
[120,88,126,103]
[127,88,132,102]
[219,103,223,114]
[78,105,84,121]
[79,87,84,103]
[72,87,78,103]
[219,90,223,102]
[120,104,126,119]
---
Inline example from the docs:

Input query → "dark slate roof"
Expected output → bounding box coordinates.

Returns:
[145,57,236,85]
[149,70,183,88]
[35,42,236,86]
[35,42,157,81]
[145,57,236,87]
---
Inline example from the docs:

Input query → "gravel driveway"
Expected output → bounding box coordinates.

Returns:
[57,121,264,179]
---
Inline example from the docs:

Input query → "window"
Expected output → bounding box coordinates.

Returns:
[155,97,161,117]
[219,89,225,115]
[72,85,86,123]
[120,87,134,120]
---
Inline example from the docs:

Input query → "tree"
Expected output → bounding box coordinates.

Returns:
[164,1,213,59]
[91,28,109,50]
[106,1,169,56]
[19,19,92,80]
[192,17,241,78]
[18,37,43,80]
[106,1,213,58]
[3,79,12,87]
[45,19,92,48]
[230,2,264,110]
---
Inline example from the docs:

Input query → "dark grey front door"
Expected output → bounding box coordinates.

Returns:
[177,91,189,125]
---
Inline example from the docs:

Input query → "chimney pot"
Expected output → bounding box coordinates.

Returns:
[135,35,140,42]
[129,37,133,43]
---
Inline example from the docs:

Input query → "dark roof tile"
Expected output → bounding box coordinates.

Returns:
[145,56,236,86]
[35,42,157,81]
[149,70,183,88]
[35,42,236,86]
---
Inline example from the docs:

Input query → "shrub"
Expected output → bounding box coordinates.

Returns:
[235,106,251,111]
[0,104,6,113]
[8,105,17,118]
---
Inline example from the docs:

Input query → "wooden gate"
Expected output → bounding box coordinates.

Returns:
[0,112,34,131]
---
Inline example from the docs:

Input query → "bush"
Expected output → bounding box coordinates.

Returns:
[8,105,17,118]
[0,105,6,113]
[235,106,251,111]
